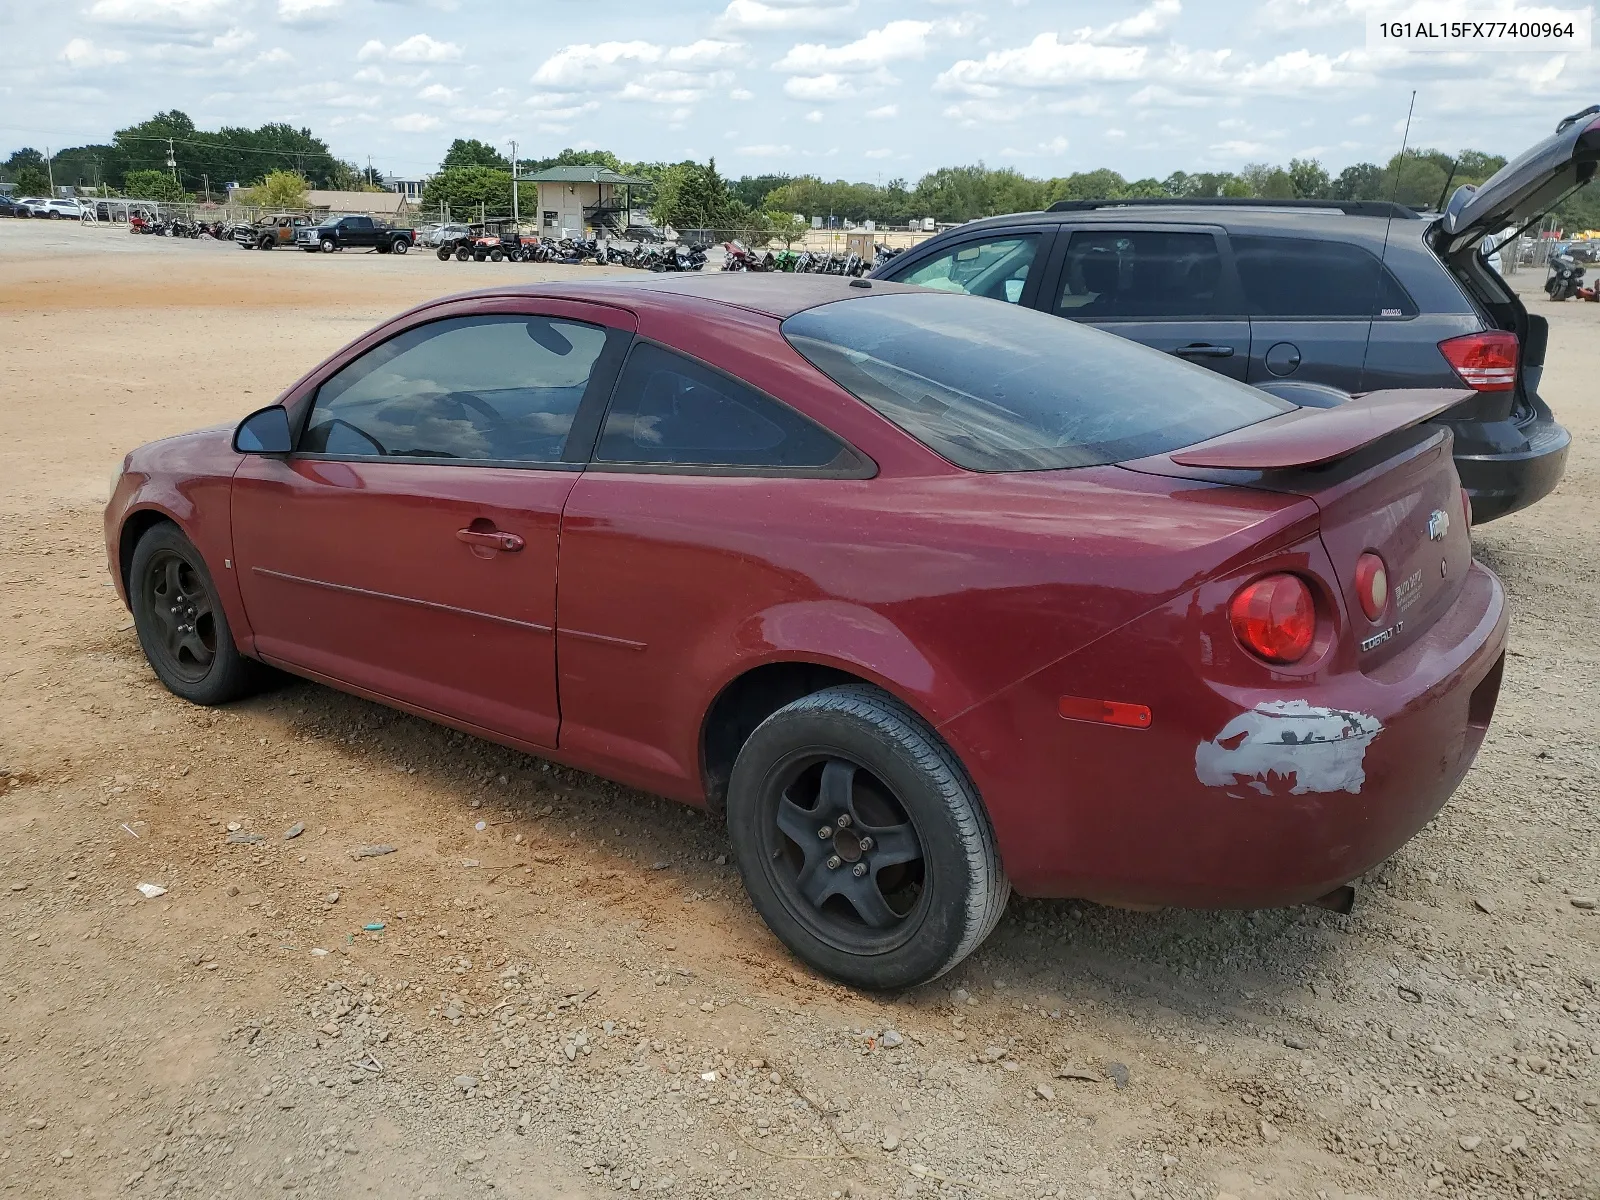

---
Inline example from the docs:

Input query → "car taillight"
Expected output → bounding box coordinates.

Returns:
[1229,574,1316,664]
[1438,330,1518,391]
[1353,552,1388,621]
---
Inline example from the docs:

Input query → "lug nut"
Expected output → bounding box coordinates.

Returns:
[817,826,832,840]
[826,855,842,870]
[858,836,874,851]
[852,862,868,877]
[836,814,852,829]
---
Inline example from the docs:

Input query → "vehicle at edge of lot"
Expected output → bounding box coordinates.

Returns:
[104,273,1508,990]
[872,103,1600,525]
[423,223,472,249]
[236,213,312,250]
[17,197,87,219]
[0,196,23,218]
[295,214,414,255]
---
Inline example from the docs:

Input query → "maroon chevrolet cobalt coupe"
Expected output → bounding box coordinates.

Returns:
[106,274,1508,988]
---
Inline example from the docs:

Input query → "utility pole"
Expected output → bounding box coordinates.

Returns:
[166,138,177,181]
[510,138,519,225]
[367,154,374,188]
[202,174,210,203]
[46,147,55,194]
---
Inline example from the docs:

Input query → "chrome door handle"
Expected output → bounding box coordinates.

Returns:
[1172,343,1235,358]
[456,528,524,552]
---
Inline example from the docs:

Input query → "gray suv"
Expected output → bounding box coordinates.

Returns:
[872,105,1599,522]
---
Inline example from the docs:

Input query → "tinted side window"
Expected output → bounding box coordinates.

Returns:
[1057,230,1227,319]
[1231,236,1418,318]
[302,315,609,462]
[891,235,1040,304]
[595,343,846,470]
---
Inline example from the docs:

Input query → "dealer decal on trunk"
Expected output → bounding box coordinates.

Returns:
[1195,700,1383,797]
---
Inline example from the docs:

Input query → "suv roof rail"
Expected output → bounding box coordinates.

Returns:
[1044,197,1425,220]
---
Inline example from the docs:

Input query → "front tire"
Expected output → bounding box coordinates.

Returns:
[727,684,1009,989]
[320,238,336,253]
[129,524,264,706]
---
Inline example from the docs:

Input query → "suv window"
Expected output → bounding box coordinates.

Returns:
[1057,230,1227,319]
[595,343,847,470]
[891,235,1040,304]
[301,314,609,462]
[784,292,1290,473]
[1231,235,1418,318]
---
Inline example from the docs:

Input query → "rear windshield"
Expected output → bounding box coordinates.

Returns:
[781,291,1291,472]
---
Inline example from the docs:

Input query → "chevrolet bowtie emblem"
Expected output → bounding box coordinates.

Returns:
[1428,509,1450,541]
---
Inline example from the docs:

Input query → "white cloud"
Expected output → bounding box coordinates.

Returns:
[937,34,1149,96]
[998,134,1071,157]
[1211,138,1272,156]
[417,82,457,101]
[865,103,897,118]
[450,105,509,122]
[804,109,824,122]
[61,38,130,67]
[736,142,795,156]
[864,147,893,158]
[255,46,293,64]
[713,0,856,33]
[729,87,755,100]
[359,34,461,63]
[774,19,958,73]
[782,73,858,100]
[391,112,442,131]
[1081,0,1182,41]
[278,0,342,22]
[1235,49,1360,90]
[88,0,236,27]
[531,39,742,88]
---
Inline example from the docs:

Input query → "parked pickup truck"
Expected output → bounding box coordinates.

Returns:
[295,215,414,254]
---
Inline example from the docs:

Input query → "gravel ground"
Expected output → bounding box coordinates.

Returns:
[0,219,1596,1200]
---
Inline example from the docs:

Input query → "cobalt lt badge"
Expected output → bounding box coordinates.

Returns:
[1428,508,1450,541]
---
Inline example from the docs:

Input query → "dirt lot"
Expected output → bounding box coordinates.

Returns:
[0,218,1596,1200]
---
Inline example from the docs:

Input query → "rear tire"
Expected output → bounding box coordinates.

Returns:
[129,524,266,706]
[392,238,408,255]
[726,684,1009,990]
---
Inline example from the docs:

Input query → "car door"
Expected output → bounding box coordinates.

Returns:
[1230,233,1417,391]
[1040,225,1251,380]
[556,339,872,796]
[877,227,1055,307]
[231,299,633,749]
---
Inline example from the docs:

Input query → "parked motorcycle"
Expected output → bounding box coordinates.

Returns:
[721,240,770,272]
[1545,253,1589,301]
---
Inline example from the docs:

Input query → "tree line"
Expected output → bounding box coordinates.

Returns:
[1,110,377,203]
[6,116,1598,235]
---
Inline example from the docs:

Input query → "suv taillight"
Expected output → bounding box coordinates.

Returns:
[1229,574,1316,664]
[1438,330,1518,391]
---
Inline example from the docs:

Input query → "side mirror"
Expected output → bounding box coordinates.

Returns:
[233,405,292,454]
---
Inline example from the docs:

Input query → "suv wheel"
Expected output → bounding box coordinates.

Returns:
[129,524,266,706]
[320,238,336,253]
[726,684,1009,989]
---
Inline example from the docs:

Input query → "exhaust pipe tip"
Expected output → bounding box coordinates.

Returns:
[1308,884,1356,914]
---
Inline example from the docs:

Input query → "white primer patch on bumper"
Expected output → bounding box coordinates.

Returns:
[1195,700,1382,797]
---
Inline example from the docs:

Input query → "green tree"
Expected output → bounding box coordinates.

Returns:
[521,147,624,175]
[3,147,47,177]
[1287,157,1331,199]
[1331,162,1386,200]
[1240,163,1296,199]
[11,164,51,197]
[652,158,737,234]
[730,173,793,209]
[255,170,310,210]
[421,165,513,219]
[441,138,510,172]
[1385,151,1449,208]
[123,170,189,202]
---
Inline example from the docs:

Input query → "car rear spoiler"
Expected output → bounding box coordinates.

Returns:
[1168,389,1474,470]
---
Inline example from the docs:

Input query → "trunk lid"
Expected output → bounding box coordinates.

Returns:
[1123,391,1476,663]
[1439,105,1600,256]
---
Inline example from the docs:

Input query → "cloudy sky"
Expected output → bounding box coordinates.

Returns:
[1,0,1595,182]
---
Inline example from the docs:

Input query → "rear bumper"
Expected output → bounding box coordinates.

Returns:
[1455,410,1569,524]
[944,561,1509,907]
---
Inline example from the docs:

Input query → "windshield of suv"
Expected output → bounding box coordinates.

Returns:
[782,291,1292,472]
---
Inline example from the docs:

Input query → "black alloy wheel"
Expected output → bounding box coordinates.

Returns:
[140,548,217,683]
[128,524,265,705]
[763,755,927,948]
[727,684,1009,989]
